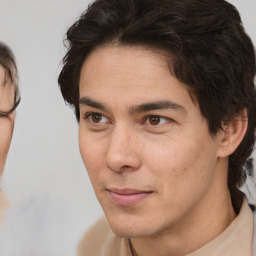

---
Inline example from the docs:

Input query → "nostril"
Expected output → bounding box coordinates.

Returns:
[106,161,141,173]
[106,164,132,172]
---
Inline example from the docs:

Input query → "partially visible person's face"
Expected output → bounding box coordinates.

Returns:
[0,65,15,176]
[78,46,227,238]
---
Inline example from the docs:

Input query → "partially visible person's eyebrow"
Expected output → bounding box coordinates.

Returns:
[129,101,186,114]
[79,97,108,111]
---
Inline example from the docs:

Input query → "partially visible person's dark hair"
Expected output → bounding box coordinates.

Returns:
[0,41,20,117]
[58,0,256,208]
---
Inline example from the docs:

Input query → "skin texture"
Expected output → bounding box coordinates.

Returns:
[0,65,14,176]
[78,46,247,256]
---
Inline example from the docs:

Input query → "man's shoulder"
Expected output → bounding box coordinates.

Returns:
[77,216,130,256]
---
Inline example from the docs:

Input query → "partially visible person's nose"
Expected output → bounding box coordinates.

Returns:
[105,125,141,173]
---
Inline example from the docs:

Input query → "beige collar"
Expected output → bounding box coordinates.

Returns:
[187,198,253,256]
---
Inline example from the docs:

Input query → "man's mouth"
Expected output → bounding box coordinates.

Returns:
[107,188,153,206]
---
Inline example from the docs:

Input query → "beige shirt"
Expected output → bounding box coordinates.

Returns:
[77,199,254,256]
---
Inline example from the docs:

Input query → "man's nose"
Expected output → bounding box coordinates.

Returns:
[105,125,141,173]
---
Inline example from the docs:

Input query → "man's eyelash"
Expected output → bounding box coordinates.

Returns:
[83,112,100,119]
[143,115,171,124]
[82,112,172,126]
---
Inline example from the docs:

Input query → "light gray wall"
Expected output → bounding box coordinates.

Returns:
[0,0,255,254]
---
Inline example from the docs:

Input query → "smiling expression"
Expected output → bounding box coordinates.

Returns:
[78,45,227,238]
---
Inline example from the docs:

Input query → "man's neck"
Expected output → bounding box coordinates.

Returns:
[130,186,236,256]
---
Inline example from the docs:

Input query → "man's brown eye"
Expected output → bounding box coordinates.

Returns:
[91,114,102,123]
[148,116,161,125]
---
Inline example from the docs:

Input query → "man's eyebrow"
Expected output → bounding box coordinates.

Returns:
[129,101,186,114]
[79,97,186,114]
[79,97,107,111]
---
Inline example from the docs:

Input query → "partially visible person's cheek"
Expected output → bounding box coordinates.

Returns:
[0,118,14,175]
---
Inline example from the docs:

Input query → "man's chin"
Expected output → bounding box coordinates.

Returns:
[110,225,145,239]
[105,214,153,239]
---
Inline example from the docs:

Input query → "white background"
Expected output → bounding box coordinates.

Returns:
[0,0,255,255]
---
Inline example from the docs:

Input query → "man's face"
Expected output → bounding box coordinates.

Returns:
[0,65,15,175]
[79,46,225,238]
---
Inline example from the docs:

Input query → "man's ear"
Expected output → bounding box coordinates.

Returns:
[217,109,248,158]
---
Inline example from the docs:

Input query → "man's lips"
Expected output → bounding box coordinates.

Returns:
[107,188,153,206]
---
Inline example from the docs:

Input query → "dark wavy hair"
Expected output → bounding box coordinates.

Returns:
[0,41,20,117]
[58,0,256,206]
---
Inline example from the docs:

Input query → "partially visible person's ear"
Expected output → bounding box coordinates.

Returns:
[217,108,248,158]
